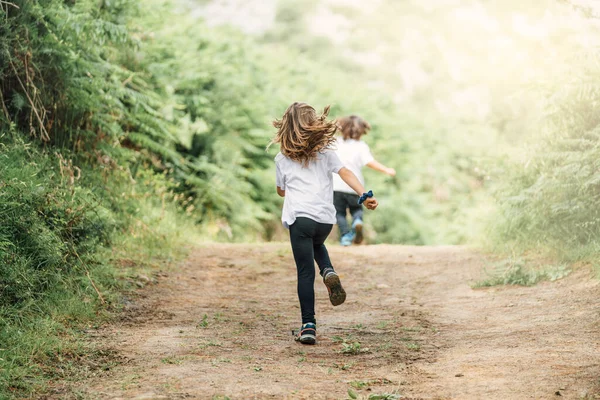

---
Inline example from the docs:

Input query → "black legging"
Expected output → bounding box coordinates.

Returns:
[289,217,334,324]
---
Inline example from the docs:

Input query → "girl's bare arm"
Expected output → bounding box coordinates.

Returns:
[338,167,378,210]
[366,160,396,176]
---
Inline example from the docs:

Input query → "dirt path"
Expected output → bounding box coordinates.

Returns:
[63,244,600,399]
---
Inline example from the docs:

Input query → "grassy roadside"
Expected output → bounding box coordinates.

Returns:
[0,134,201,399]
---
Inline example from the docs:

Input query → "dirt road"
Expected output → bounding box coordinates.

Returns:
[63,244,600,399]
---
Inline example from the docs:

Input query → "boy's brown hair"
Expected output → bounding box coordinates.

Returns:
[270,102,338,165]
[338,115,371,140]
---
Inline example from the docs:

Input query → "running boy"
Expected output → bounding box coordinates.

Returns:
[333,115,396,246]
[270,102,378,345]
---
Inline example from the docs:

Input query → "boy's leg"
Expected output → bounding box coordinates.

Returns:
[348,194,363,223]
[289,217,317,324]
[348,195,364,244]
[333,191,350,238]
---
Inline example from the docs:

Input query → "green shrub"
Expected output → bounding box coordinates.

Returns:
[0,134,198,397]
[474,257,571,288]
[488,58,600,261]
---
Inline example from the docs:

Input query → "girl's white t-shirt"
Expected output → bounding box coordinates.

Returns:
[275,150,344,229]
[332,138,374,194]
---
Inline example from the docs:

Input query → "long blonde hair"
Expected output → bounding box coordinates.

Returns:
[269,102,338,165]
[338,115,371,140]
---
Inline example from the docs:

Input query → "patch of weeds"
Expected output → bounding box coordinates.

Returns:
[198,340,222,350]
[376,343,392,351]
[546,264,572,281]
[376,321,389,329]
[333,362,354,371]
[332,333,356,343]
[69,388,90,399]
[161,356,185,365]
[341,342,368,355]
[405,342,421,351]
[197,314,209,328]
[348,389,402,400]
[402,326,422,333]
[371,378,393,385]
[350,380,369,389]
[232,321,251,335]
[213,313,229,322]
[121,374,141,390]
[253,366,262,372]
[474,258,571,287]
[367,394,402,400]
[212,396,232,400]
[352,323,365,329]
[297,356,306,363]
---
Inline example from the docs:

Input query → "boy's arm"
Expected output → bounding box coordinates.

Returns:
[277,186,285,197]
[366,160,396,176]
[338,167,378,210]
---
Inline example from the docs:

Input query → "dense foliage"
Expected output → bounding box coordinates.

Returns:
[489,54,600,260]
[1,0,279,237]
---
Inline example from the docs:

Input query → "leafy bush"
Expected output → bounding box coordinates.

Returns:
[0,134,116,309]
[488,55,600,260]
[474,257,571,287]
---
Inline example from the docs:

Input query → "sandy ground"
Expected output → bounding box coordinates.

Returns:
[55,243,600,400]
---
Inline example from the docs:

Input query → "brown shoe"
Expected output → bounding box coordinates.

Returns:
[323,269,346,306]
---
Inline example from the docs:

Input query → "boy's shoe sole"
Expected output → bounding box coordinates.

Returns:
[353,222,363,244]
[324,271,346,306]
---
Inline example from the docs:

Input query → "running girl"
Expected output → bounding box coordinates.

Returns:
[333,115,396,246]
[270,102,378,345]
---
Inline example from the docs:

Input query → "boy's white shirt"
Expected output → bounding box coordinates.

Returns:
[332,138,374,194]
[275,149,344,229]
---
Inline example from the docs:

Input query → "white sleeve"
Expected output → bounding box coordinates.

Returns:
[327,150,345,174]
[360,143,375,166]
[276,162,285,189]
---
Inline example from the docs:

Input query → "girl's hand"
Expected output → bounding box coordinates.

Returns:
[364,197,378,210]
[386,168,396,177]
